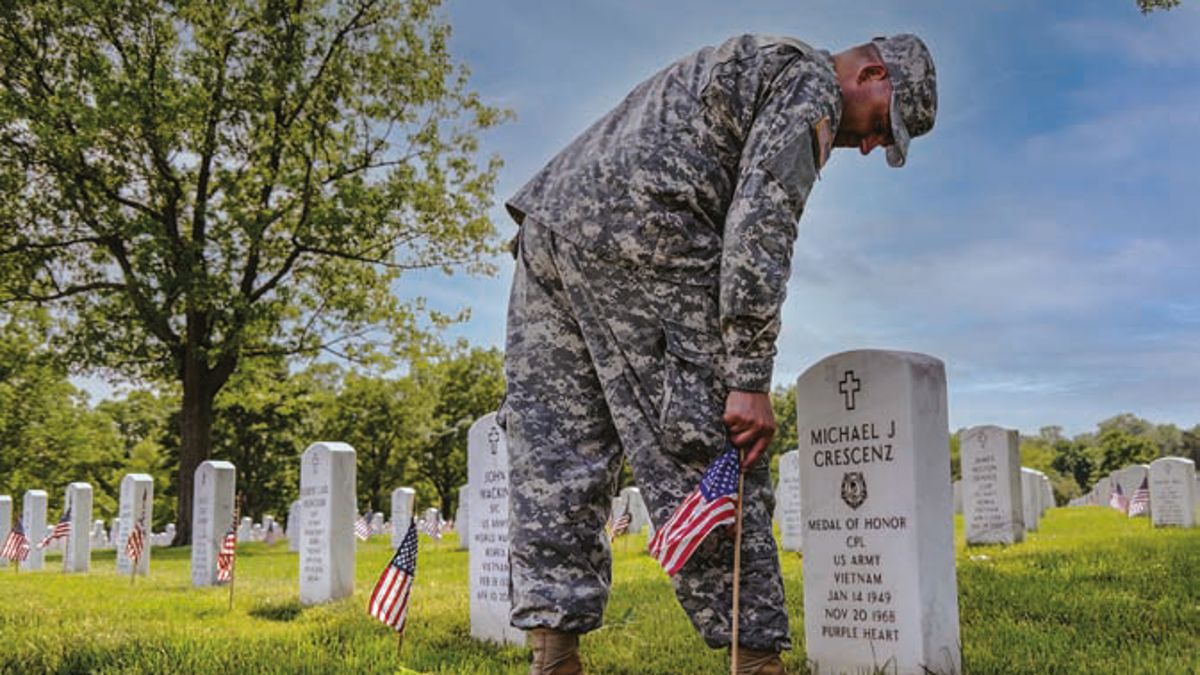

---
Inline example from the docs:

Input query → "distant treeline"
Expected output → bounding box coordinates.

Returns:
[0,322,503,530]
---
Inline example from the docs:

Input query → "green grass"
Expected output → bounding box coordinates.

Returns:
[2,509,1200,674]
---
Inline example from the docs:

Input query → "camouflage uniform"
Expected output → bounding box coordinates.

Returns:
[501,34,935,653]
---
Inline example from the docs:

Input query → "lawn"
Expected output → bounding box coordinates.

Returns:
[2,507,1199,674]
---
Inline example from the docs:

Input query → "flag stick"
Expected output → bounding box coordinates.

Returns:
[229,500,240,612]
[730,449,747,675]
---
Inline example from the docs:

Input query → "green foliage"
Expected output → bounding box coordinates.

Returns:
[767,383,798,460]
[1097,429,1158,475]
[0,0,510,540]
[0,309,126,517]
[210,360,335,522]
[321,368,434,516]
[1138,0,1182,13]
[415,347,505,515]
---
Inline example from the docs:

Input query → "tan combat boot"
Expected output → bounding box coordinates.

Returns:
[529,628,584,675]
[734,647,788,675]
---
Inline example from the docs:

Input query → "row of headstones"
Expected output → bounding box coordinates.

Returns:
[0,476,156,573]
[1068,458,1200,527]
[4,349,971,673]
[296,349,967,670]
[774,428,1057,551]
[290,417,526,645]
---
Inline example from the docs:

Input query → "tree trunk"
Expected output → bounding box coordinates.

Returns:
[173,351,215,546]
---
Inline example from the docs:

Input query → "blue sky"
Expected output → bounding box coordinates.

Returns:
[399,0,1200,438]
[66,1,1197,438]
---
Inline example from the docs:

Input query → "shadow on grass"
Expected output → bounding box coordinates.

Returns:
[249,600,305,622]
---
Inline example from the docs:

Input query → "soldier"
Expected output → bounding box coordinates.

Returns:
[500,33,937,675]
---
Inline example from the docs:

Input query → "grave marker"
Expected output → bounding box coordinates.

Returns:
[468,412,524,645]
[391,488,416,547]
[1149,457,1197,528]
[299,442,357,605]
[774,449,803,552]
[458,484,471,551]
[64,482,93,573]
[797,350,960,675]
[0,495,10,568]
[961,426,1024,545]
[21,490,48,571]
[192,460,236,586]
[115,474,153,576]
[288,500,301,552]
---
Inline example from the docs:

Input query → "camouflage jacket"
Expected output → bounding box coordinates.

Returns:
[507,35,843,392]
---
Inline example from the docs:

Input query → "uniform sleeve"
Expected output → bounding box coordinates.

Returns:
[719,61,822,392]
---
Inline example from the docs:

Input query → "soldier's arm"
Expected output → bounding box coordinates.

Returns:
[718,59,823,394]
[718,58,825,466]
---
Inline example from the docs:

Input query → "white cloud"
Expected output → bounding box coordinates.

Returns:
[1055,6,1200,68]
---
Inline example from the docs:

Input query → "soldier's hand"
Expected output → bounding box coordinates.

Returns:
[722,390,775,470]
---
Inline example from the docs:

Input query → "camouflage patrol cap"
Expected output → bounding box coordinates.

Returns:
[872,34,937,168]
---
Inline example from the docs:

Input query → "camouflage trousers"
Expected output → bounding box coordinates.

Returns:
[500,219,790,652]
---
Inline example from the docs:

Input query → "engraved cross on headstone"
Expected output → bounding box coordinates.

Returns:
[488,425,500,456]
[838,370,861,411]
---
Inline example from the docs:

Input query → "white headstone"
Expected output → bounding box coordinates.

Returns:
[288,500,301,552]
[391,488,417,547]
[961,426,1025,545]
[115,474,153,576]
[239,516,253,541]
[1029,470,1052,516]
[64,483,93,573]
[774,449,803,552]
[1113,465,1150,517]
[457,485,471,551]
[90,520,106,549]
[1019,468,1040,532]
[21,489,48,571]
[797,350,960,675]
[467,412,523,645]
[299,442,357,605]
[423,508,440,538]
[952,480,962,515]
[0,495,10,568]
[1149,457,1197,528]
[619,487,650,534]
[191,460,236,587]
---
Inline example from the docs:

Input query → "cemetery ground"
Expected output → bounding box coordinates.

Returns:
[3,508,1200,675]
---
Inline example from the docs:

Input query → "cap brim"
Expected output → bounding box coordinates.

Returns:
[886,86,910,168]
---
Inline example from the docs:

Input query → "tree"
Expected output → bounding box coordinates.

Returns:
[1138,0,1182,13]
[0,0,508,543]
[209,360,333,522]
[321,370,433,515]
[1097,429,1157,475]
[418,347,504,516]
[0,308,126,518]
[1050,438,1094,492]
[1179,425,1200,466]
[767,383,798,460]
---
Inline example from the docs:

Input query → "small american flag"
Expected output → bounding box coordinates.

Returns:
[608,508,631,541]
[2,517,31,562]
[424,517,441,542]
[39,507,71,549]
[355,512,373,541]
[649,447,740,576]
[368,520,418,632]
[1109,482,1129,513]
[216,520,237,582]
[1128,477,1151,517]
